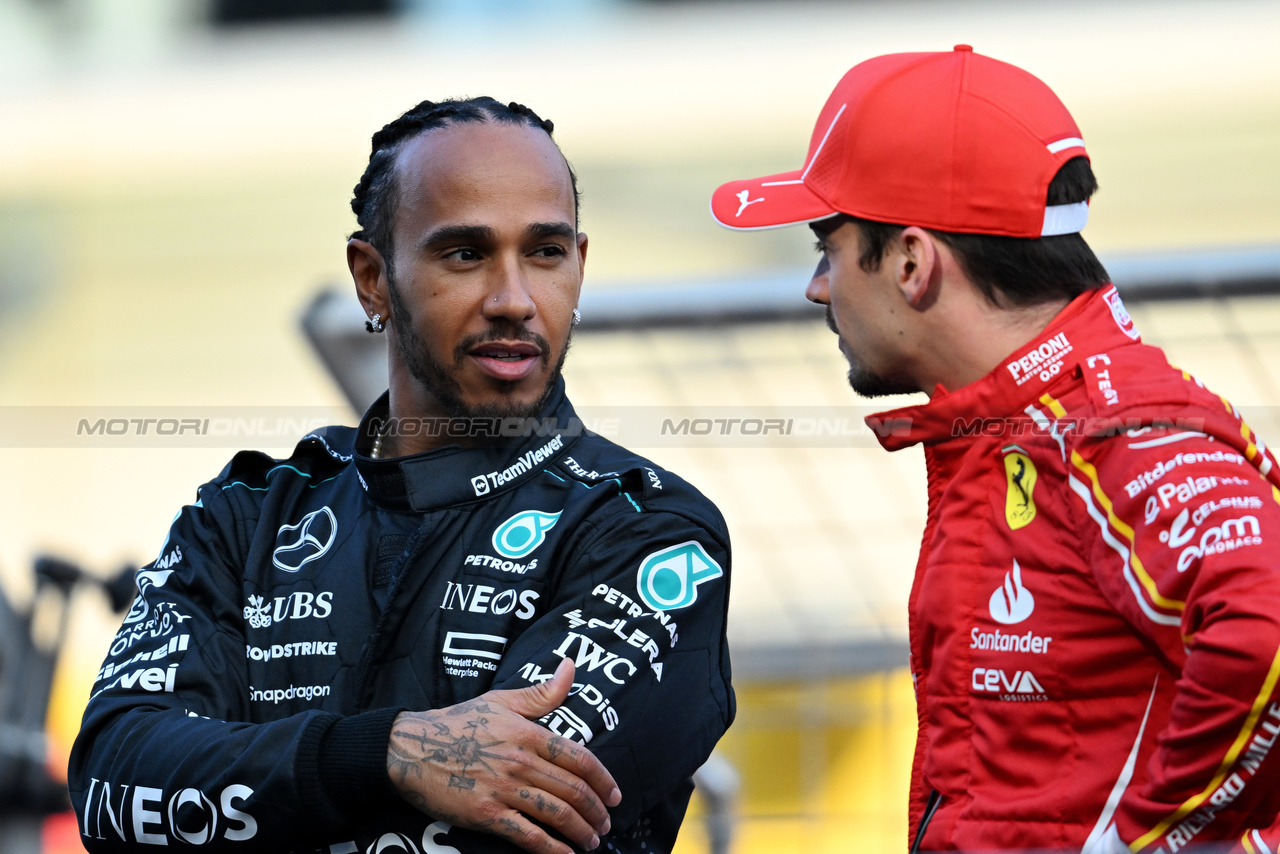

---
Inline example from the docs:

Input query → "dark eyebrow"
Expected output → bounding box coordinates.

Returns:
[421,224,496,250]
[526,221,577,241]
[419,222,574,251]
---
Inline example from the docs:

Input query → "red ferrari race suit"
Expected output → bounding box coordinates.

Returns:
[870,286,1280,853]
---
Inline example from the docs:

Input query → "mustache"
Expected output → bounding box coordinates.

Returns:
[453,324,551,364]
[825,306,839,335]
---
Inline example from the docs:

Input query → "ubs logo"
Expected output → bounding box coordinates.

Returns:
[272,507,337,572]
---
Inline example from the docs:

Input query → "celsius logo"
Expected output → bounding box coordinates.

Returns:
[122,568,176,626]
[636,541,723,612]
[272,506,337,572]
[989,560,1035,625]
[493,510,561,559]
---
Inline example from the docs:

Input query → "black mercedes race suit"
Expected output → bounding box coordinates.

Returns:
[68,381,734,854]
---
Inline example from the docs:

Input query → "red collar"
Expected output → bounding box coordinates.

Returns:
[867,285,1141,451]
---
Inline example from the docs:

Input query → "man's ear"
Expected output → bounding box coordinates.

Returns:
[573,232,588,306]
[894,226,940,309]
[348,238,389,319]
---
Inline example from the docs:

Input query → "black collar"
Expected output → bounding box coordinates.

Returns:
[352,379,585,512]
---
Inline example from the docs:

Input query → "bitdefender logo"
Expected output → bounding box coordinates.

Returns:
[989,560,1035,625]
[272,506,337,572]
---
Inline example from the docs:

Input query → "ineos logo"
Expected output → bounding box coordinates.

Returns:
[81,779,256,845]
[272,507,337,572]
[363,821,460,854]
[167,788,219,845]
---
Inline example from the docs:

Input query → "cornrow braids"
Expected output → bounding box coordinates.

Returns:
[349,96,580,269]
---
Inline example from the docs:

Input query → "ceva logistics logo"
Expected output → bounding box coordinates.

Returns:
[493,510,562,559]
[636,541,723,612]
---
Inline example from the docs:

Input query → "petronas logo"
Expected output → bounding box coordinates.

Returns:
[493,510,562,559]
[636,541,723,612]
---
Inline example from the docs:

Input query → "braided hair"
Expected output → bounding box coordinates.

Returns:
[349,96,580,268]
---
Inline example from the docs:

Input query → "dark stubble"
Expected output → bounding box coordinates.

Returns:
[827,306,917,398]
[386,270,571,419]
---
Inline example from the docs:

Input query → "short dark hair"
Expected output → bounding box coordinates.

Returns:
[349,96,580,267]
[847,157,1109,308]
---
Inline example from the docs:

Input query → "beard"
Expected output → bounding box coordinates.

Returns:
[386,271,571,420]
[827,306,917,398]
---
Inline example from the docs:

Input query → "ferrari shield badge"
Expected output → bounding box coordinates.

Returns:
[1002,445,1038,530]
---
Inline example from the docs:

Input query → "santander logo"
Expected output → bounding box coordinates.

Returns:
[989,560,1035,625]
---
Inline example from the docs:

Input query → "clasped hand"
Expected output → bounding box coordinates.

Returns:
[388,658,621,854]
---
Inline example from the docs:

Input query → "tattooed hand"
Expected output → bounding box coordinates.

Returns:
[387,658,621,854]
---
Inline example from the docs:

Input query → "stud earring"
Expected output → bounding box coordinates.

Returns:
[571,308,582,327]
[365,312,385,334]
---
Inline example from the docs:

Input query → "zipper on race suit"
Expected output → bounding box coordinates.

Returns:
[909,790,943,854]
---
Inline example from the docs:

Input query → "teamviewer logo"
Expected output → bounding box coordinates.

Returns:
[471,475,490,496]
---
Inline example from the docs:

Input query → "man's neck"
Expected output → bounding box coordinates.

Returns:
[378,375,558,459]
[919,296,1070,397]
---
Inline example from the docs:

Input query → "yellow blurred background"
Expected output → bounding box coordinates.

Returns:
[3,1,1280,852]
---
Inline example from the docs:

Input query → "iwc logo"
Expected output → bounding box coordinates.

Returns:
[492,510,561,559]
[272,507,337,572]
[1001,445,1038,530]
[636,541,723,612]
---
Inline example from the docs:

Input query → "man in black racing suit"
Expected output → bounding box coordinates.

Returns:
[68,97,734,854]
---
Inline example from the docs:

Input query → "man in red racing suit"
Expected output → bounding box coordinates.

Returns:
[711,46,1280,852]
[873,285,1280,853]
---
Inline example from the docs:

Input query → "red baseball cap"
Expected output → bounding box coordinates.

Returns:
[711,46,1090,238]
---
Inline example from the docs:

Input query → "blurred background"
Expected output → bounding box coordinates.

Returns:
[2,0,1280,852]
